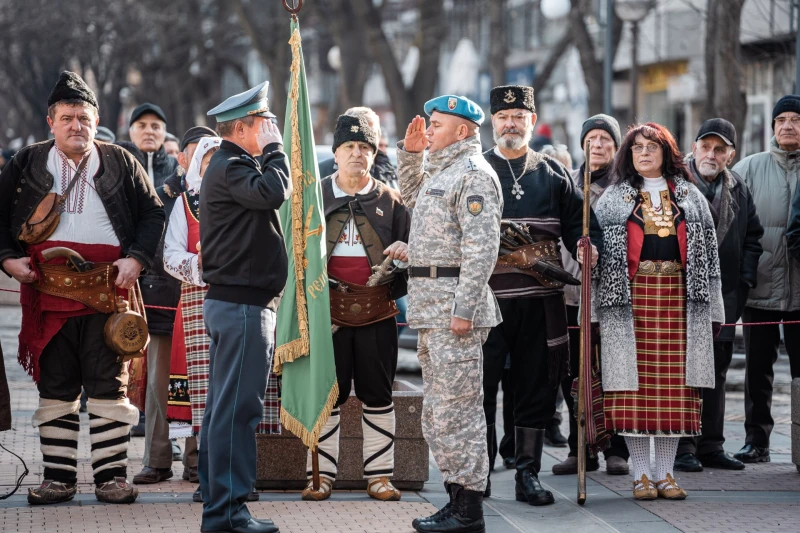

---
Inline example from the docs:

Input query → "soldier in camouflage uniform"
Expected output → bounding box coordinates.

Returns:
[397,95,502,533]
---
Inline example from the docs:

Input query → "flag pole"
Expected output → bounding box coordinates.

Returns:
[577,140,593,505]
[282,0,322,494]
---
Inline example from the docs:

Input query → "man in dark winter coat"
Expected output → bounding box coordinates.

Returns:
[117,103,184,483]
[675,119,763,472]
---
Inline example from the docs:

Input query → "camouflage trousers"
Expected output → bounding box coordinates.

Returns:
[417,327,490,492]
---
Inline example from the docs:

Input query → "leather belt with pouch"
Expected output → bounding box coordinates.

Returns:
[494,240,579,289]
[329,278,399,328]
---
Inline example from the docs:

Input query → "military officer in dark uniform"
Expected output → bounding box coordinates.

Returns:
[198,81,290,533]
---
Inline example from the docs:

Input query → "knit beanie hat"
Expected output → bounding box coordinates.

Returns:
[332,115,377,154]
[773,95,800,130]
[580,114,621,148]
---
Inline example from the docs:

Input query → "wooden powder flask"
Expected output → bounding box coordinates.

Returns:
[104,281,150,363]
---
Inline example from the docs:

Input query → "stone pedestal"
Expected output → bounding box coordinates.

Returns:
[792,378,800,472]
[256,379,429,490]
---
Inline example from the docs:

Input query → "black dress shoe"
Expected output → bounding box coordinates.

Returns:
[193,487,203,503]
[502,457,516,469]
[201,518,279,533]
[698,450,745,470]
[544,423,568,448]
[734,444,770,463]
[673,453,703,472]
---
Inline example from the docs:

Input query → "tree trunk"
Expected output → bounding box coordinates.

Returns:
[704,0,747,161]
[488,0,507,88]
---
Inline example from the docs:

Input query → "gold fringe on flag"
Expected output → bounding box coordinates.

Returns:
[280,381,340,450]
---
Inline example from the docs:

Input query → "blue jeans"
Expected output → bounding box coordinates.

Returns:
[198,300,274,531]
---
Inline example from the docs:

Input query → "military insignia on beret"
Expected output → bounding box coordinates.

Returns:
[448,97,457,110]
[351,125,360,133]
[467,195,484,216]
[504,90,516,104]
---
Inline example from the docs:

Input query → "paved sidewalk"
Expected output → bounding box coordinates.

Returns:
[1,304,799,532]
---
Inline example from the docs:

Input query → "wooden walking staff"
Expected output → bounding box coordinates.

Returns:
[282,0,324,492]
[576,140,593,505]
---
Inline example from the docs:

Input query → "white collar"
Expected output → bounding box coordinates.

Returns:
[332,173,374,198]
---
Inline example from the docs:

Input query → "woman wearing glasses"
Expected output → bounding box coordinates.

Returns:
[590,123,724,501]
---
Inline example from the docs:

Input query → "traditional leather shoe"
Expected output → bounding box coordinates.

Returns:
[248,486,260,502]
[673,453,703,472]
[605,456,629,475]
[502,457,516,469]
[698,450,745,470]
[133,466,173,484]
[95,477,139,504]
[632,474,657,500]
[416,485,485,533]
[544,422,568,448]
[734,444,770,463]
[656,473,687,500]
[367,476,402,501]
[193,487,203,503]
[171,439,182,462]
[27,480,77,505]
[201,518,279,533]
[182,466,199,483]
[301,477,333,501]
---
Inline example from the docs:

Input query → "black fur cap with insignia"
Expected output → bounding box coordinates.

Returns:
[47,71,99,110]
[332,114,378,154]
[490,85,535,115]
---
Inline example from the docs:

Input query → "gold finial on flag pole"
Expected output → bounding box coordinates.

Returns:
[283,0,303,19]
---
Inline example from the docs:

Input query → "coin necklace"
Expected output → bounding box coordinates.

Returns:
[505,157,525,200]
[641,191,673,238]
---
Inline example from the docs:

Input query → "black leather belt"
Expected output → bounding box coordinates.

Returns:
[409,266,461,278]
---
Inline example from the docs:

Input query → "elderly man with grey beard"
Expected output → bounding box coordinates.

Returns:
[671,118,763,473]
[480,85,602,506]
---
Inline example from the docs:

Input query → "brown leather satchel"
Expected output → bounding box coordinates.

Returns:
[104,281,149,362]
[19,156,89,245]
[329,279,399,328]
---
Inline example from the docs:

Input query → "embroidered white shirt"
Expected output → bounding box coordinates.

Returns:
[163,196,204,287]
[331,176,374,258]
[45,145,119,245]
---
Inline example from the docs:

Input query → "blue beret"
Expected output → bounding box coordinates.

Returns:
[424,95,485,126]
[207,81,271,123]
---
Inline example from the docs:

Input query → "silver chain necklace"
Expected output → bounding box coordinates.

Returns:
[503,155,525,200]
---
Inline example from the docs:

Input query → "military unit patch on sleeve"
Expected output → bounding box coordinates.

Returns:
[466,195,484,216]
[466,158,478,171]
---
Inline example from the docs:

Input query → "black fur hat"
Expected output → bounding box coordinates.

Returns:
[332,115,378,154]
[490,85,535,115]
[47,71,98,110]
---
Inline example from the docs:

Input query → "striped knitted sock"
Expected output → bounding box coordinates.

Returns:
[362,404,395,479]
[39,413,80,484]
[306,408,340,481]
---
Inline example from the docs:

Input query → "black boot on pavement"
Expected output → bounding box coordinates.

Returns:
[514,427,554,506]
[413,483,453,530]
[544,420,567,448]
[502,456,516,469]
[674,453,703,472]
[699,450,745,470]
[201,518,279,533]
[416,484,485,533]
[734,444,770,463]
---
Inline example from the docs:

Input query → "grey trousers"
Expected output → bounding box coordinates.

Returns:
[198,300,274,531]
[143,334,173,469]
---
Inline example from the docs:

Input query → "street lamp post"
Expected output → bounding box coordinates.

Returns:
[616,0,655,123]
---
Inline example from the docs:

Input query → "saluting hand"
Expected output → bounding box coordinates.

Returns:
[404,116,429,153]
[257,118,283,152]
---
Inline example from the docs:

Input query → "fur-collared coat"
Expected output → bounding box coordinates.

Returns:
[590,176,725,391]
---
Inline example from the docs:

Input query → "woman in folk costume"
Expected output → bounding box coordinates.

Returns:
[163,136,282,502]
[591,122,724,501]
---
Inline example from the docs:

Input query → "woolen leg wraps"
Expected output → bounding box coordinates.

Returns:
[362,403,395,479]
[87,398,139,484]
[306,408,340,481]
[33,398,81,484]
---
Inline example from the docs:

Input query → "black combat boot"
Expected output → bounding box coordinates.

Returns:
[412,483,454,530]
[417,484,485,533]
[515,427,555,506]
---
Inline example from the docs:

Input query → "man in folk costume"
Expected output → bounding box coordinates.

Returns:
[163,130,282,504]
[199,81,289,533]
[480,85,601,506]
[300,115,411,502]
[0,71,165,504]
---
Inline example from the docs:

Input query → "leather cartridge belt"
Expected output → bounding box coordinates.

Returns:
[329,278,399,328]
[494,240,569,289]
[34,262,118,314]
[637,260,683,275]
[408,266,461,278]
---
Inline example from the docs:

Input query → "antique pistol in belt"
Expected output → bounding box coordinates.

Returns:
[497,221,580,286]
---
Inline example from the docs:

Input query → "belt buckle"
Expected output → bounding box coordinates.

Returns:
[430,266,438,278]
[639,260,656,274]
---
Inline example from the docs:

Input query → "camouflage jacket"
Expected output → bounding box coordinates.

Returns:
[397,137,503,329]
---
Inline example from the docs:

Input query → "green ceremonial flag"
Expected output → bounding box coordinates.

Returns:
[275,18,338,449]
